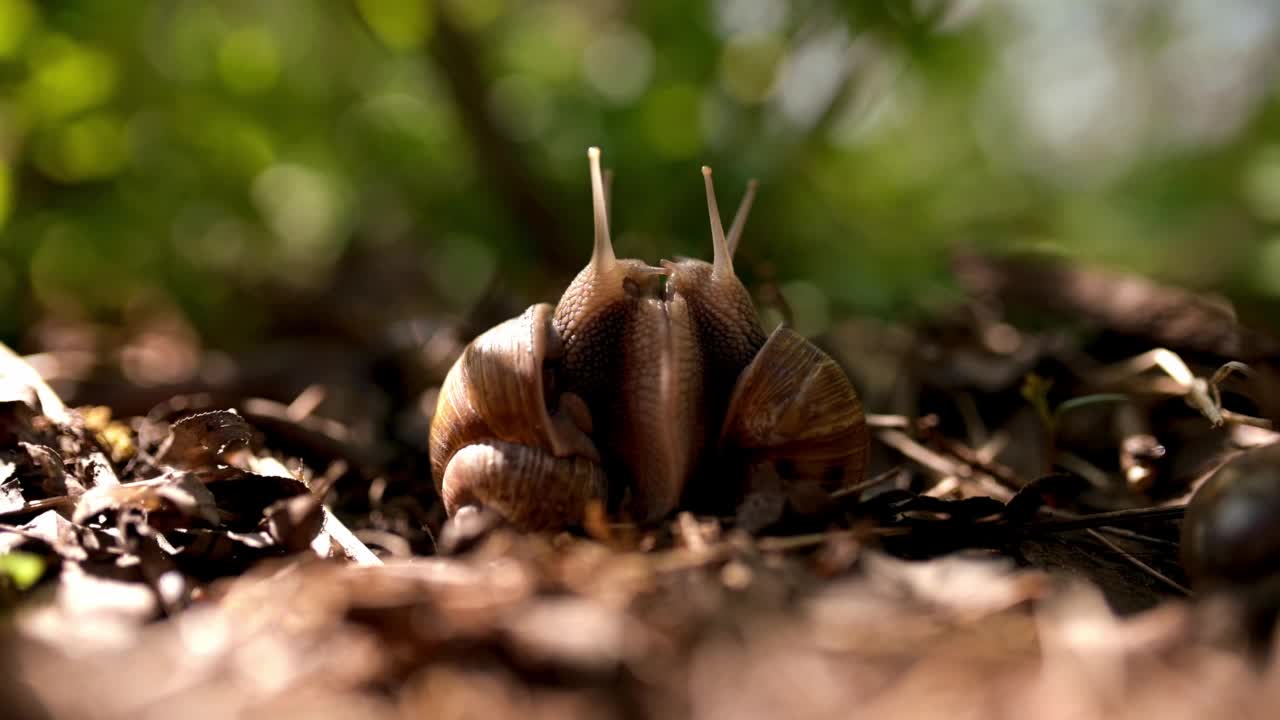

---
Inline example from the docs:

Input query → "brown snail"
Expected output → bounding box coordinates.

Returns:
[1181,443,1280,592]
[429,148,869,530]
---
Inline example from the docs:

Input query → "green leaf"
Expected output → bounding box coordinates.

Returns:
[1020,373,1054,428]
[1053,393,1129,420]
[0,551,47,591]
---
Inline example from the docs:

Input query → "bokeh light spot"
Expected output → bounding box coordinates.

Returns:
[217,27,280,95]
[22,35,118,121]
[714,0,788,38]
[252,163,350,260]
[775,27,849,129]
[499,4,584,84]
[0,0,36,59]
[583,27,654,105]
[719,35,784,104]
[33,113,130,183]
[1243,147,1280,223]
[643,83,702,158]
[356,0,434,51]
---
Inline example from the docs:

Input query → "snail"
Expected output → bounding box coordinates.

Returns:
[429,148,869,530]
[1181,442,1280,649]
[1181,443,1280,592]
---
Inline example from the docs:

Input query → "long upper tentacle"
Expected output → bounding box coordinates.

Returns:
[588,147,617,275]
[702,166,734,278]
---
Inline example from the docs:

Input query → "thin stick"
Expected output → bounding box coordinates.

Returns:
[756,526,914,553]
[831,466,907,499]
[865,413,912,428]
[877,429,970,479]
[1021,506,1186,533]
[1093,526,1180,548]
[1086,528,1190,595]
[0,495,74,519]
[320,507,383,566]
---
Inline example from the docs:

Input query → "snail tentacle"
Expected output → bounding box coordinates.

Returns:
[702,166,734,278]
[726,179,759,257]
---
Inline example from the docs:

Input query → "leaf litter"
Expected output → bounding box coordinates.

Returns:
[3,257,1280,718]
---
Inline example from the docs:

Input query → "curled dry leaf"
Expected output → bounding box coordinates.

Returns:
[156,409,254,469]
[264,492,326,553]
[72,471,221,528]
[19,441,77,498]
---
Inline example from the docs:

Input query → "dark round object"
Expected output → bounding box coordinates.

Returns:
[1181,444,1280,590]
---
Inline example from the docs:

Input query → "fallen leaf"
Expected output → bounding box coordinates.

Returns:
[73,472,220,528]
[156,410,254,469]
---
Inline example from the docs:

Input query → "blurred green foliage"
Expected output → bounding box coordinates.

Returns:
[3,0,1280,346]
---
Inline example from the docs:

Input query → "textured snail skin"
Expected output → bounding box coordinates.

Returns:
[429,149,869,530]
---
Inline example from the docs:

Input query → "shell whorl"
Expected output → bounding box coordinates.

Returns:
[441,441,606,530]
[718,325,869,490]
[429,303,604,528]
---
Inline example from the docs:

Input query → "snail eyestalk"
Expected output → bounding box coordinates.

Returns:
[726,179,758,258]
[602,168,614,226]
[702,166,733,277]
[589,147,616,274]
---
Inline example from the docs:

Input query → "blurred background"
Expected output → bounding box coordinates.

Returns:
[3,0,1280,382]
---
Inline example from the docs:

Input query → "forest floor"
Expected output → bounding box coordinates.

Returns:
[3,252,1280,719]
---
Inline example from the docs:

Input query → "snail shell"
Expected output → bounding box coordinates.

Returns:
[428,148,868,529]
[430,303,605,529]
[719,324,870,492]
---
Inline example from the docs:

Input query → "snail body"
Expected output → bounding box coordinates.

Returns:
[430,148,869,529]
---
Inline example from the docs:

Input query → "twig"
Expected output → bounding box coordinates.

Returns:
[756,525,915,553]
[0,495,75,519]
[831,466,906,499]
[319,507,383,566]
[1087,525,1179,548]
[877,429,968,479]
[1020,506,1186,533]
[865,414,913,429]
[936,436,1022,490]
[878,429,1014,501]
[1085,528,1191,596]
